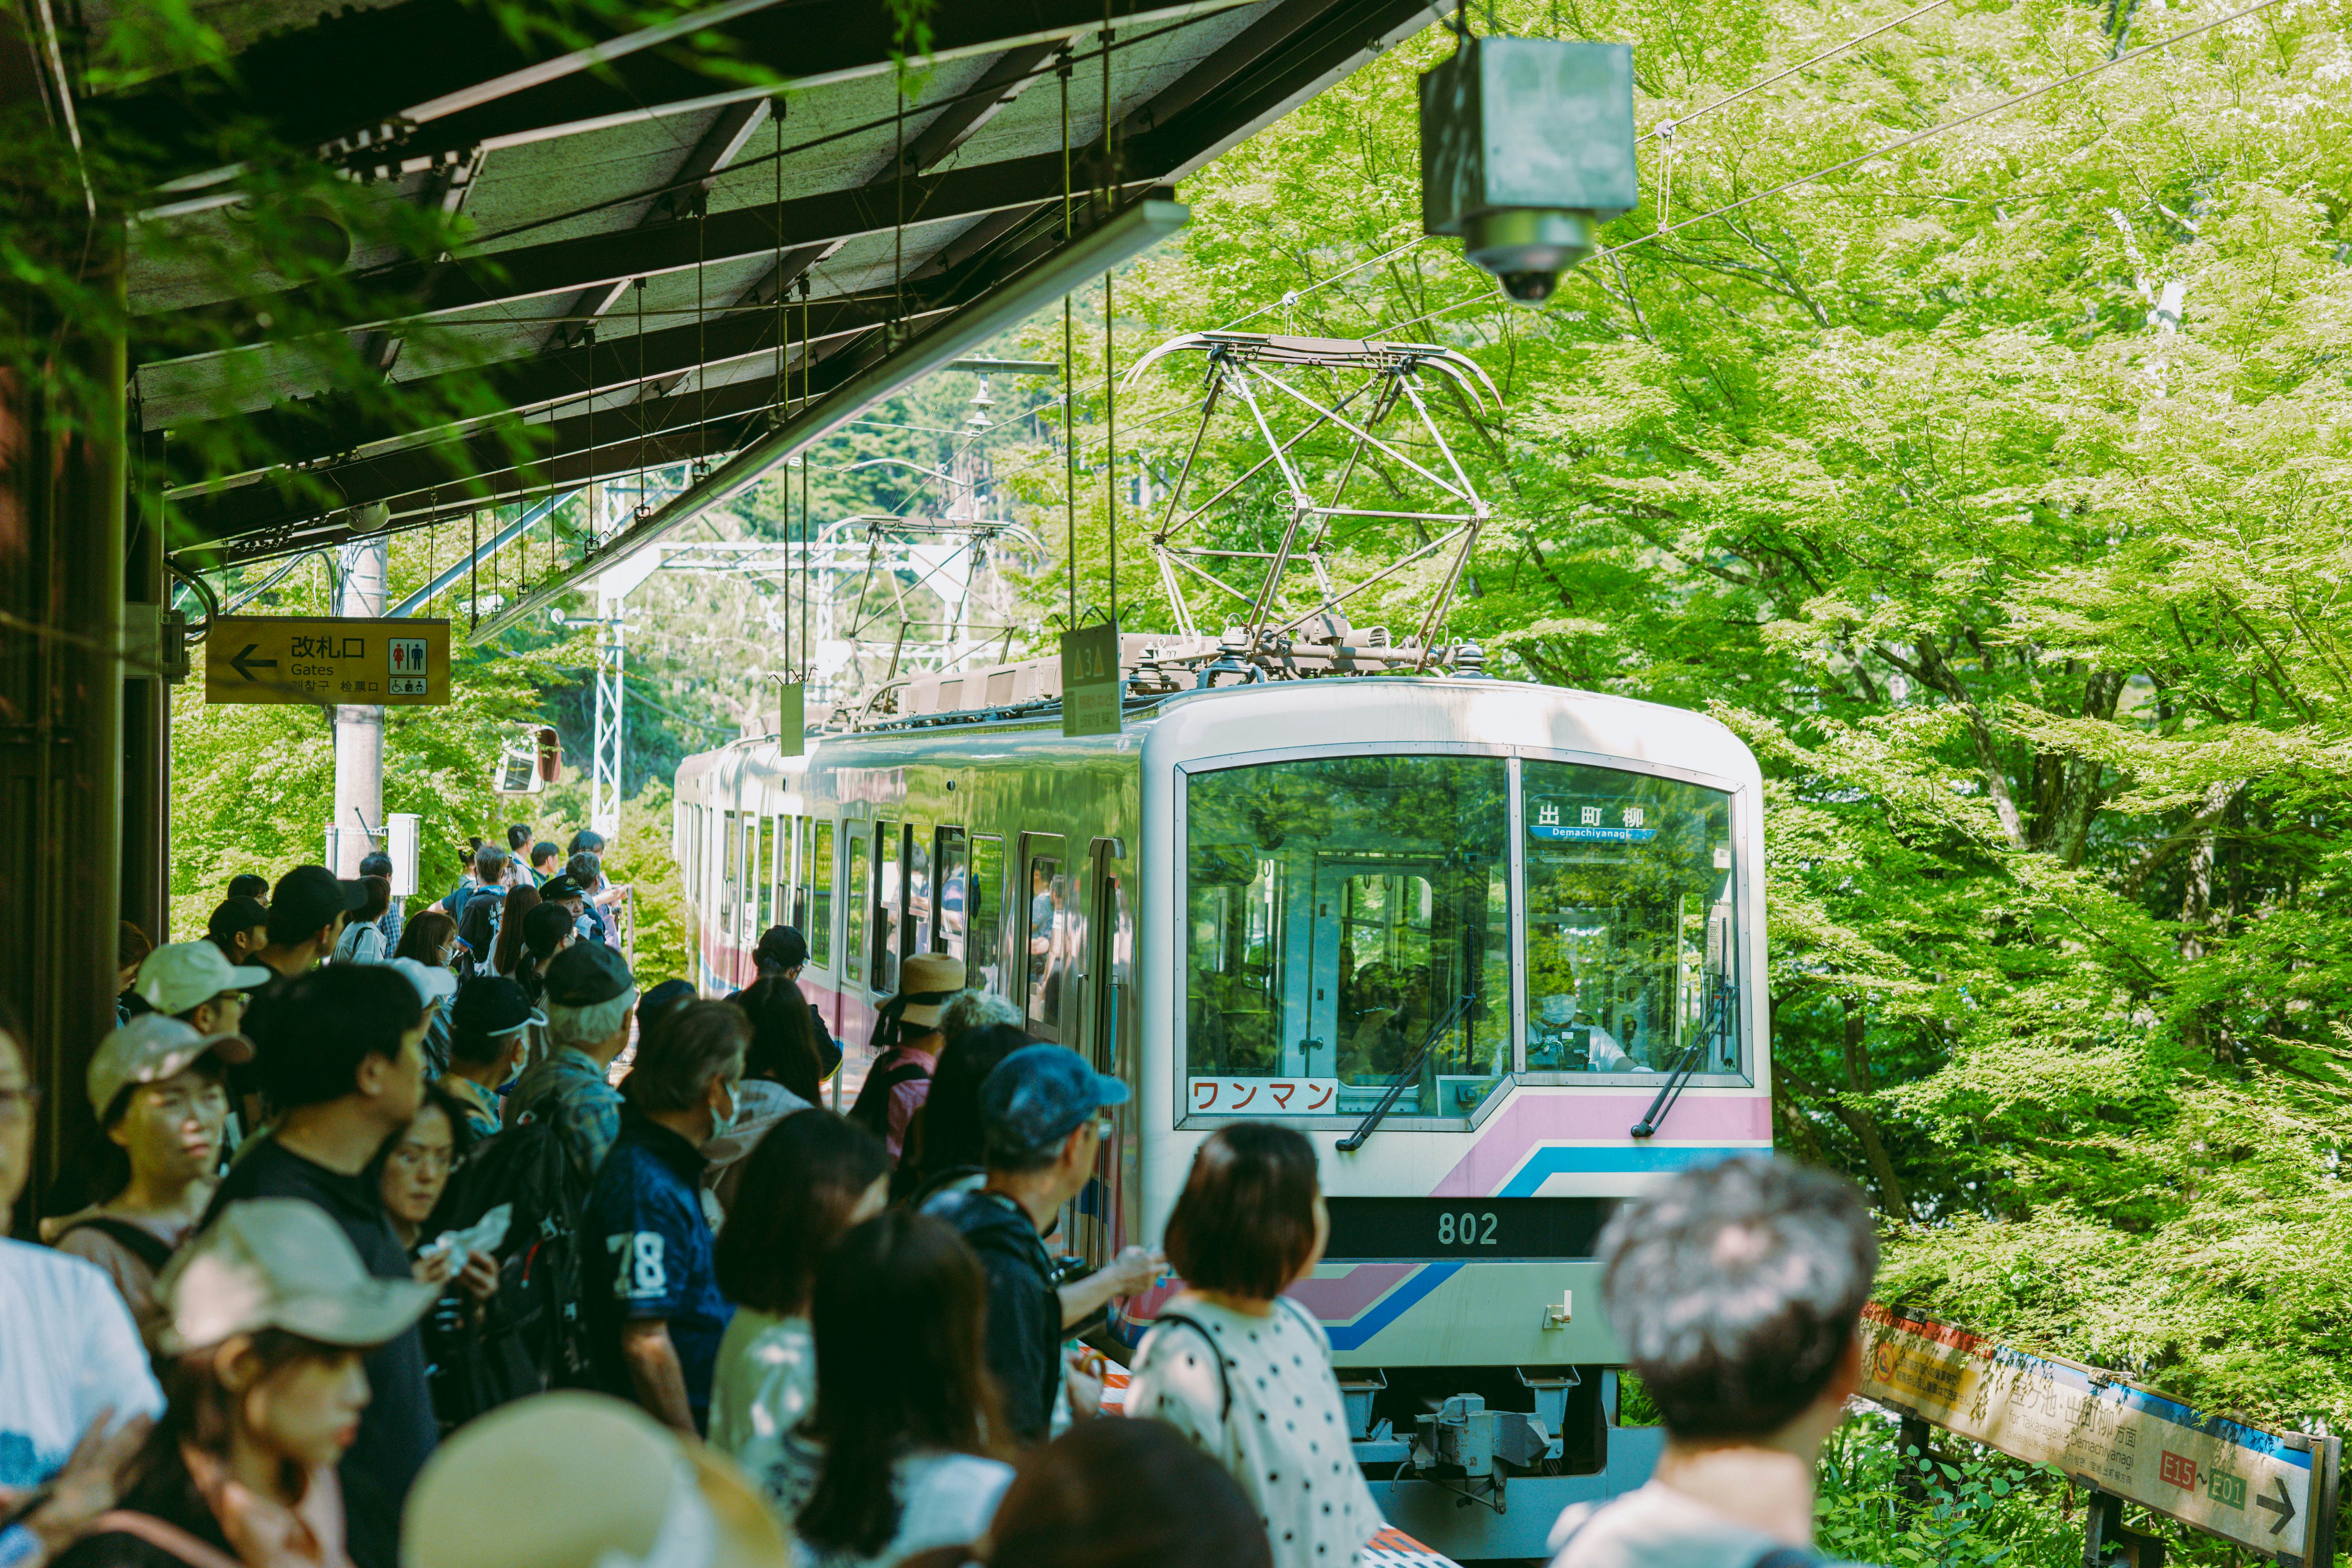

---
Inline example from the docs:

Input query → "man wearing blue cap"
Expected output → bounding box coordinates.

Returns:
[929,1045,1162,1443]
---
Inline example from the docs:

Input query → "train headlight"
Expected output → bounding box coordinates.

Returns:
[1420,37,1638,306]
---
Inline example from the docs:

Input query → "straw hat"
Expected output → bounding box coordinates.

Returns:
[401,1393,788,1568]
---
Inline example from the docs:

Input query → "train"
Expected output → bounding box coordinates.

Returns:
[672,641,1771,1559]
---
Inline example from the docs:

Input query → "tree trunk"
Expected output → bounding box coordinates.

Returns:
[1838,999,1913,1221]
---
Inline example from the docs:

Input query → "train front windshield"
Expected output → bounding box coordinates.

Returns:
[1183,753,1739,1118]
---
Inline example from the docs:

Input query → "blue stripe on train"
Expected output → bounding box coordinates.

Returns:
[1498,1144,1750,1197]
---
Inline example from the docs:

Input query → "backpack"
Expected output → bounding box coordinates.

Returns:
[846,1047,931,1143]
[419,1116,592,1426]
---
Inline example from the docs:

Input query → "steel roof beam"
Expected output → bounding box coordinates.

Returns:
[164,289,918,490]
[139,151,1158,354]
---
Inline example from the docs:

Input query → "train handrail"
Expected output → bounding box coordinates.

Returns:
[1334,989,1478,1153]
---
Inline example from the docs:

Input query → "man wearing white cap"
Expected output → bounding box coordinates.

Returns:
[60,1200,437,1568]
[42,1014,250,1334]
[132,942,270,1043]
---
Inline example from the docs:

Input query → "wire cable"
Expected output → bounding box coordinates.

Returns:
[1636,0,1956,145]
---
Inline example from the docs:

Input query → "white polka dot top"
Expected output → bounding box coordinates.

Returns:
[1127,1295,1383,1568]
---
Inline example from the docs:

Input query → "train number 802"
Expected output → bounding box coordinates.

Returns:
[1436,1211,1500,1246]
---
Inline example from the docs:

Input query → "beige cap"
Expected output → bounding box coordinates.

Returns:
[158,1199,437,1355]
[134,941,272,1020]
[401,1393,789,1568]
[88,1013,254,1119]
[895,953,967,1029]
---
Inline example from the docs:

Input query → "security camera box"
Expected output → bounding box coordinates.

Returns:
[1420,37,1639,232]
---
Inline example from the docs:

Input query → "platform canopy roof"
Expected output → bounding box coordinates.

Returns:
[101,0,1432,577]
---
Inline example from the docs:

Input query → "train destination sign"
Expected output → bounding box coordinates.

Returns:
[1858,1303,2338,1564]
[204,615,452,707]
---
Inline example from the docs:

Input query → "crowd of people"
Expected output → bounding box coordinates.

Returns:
[3,832,1889,1568]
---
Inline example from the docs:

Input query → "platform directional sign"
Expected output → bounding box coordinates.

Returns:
[1858,1303,2338,1564]
[204,615,452,706]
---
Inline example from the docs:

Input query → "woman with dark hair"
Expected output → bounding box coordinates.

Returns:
[55,1200,435,1568]
[514,902,576,1009]
[729,926,840,1076]
[906,1020,1029,1211]
[330,878,392,965]
[378,1087,501,1434]
[899,1418,1275,1568]
[774,1212,1013,1567]
[1124,1123,1380,1568]
[731,974,829,1106]
[486,883,539,980]
[708,1113,889,1490]
[392,911,461,1078]
[392,910,458,969]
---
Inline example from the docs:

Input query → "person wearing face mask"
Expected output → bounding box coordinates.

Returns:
[585,1002,747,1436]
[378,1089,505,1436]
[44,1016,249,1336]
[54,1200,437,1568]
[438,981,543,1141]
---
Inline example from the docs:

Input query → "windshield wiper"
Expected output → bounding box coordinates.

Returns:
[1336,990,1478,1153]
[1630,977,1735,1139]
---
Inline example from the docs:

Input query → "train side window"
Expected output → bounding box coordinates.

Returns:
[722,811,740,933]
[1024,849,1067,1042]
[757,816,776,933]
[844,828,869,985]
[873,822,901,995]
[907,824,933,957]
[967,835,1002,993]
[935,828,967,961]
[809,820,834,968]
[1523,760,1739,1076]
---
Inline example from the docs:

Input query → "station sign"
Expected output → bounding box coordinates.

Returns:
[1061,621,1122,737]
[204,615,452,706]
[1858,1303,2338,1564]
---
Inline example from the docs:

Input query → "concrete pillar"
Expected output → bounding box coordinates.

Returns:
[0,220,127,1207]
[332,509,389,875]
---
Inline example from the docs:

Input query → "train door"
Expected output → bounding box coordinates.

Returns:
[1017,833,1067,1042]
[1078,841,1137,1266]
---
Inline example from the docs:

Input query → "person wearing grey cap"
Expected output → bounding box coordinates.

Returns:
[506,941,637,1185]
[41,1014,250,1334]
[929,1045,1162,1445]
[54,1200,436,1568]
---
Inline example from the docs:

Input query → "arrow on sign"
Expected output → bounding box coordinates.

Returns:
[2258,1476,2296,1535]
[229,644,278,682]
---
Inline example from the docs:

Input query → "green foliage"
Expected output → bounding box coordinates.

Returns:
[1816,1421,2085,1568]
[1116,0,2352,1550]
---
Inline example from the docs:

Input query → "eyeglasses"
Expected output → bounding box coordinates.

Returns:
[388,1143,455,1175]
[0,1084,42,1123]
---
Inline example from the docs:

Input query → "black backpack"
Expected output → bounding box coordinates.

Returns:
[56,1216,176,1273]
[419,1116,592,1426]
[846,1047,931,1143]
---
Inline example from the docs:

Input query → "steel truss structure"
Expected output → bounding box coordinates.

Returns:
[1122,332,1501,670]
